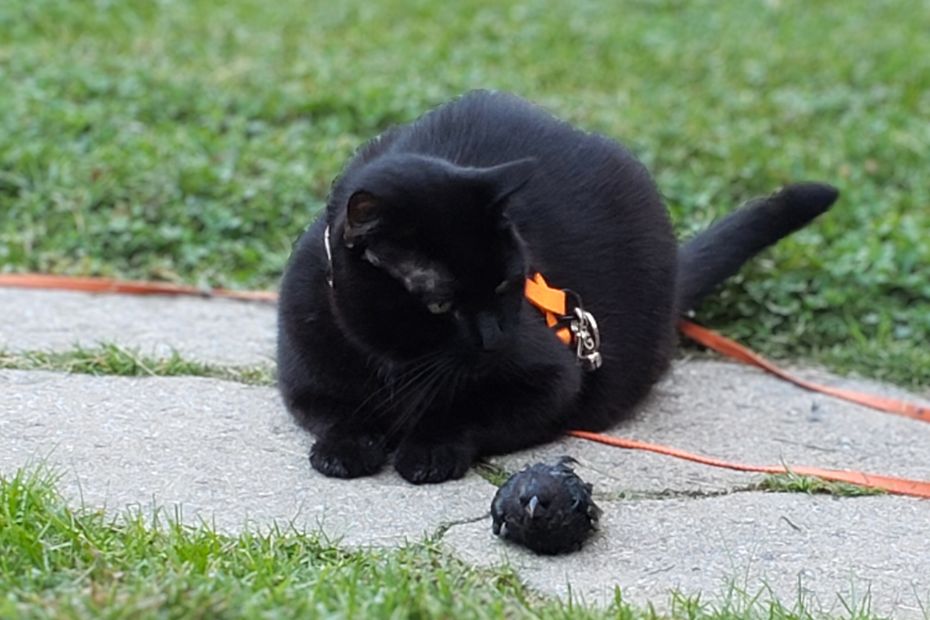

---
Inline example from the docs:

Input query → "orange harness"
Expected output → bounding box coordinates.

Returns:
[523,273,573,345]
[2,271,929,498]
[524,273,602,371]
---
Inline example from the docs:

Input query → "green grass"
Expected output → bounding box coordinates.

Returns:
[759,472,885,497]
[599,473,885,502]
[0,344,274,385]
[0,468,891,619]
[475,461,513,487]
[1,0,928,390]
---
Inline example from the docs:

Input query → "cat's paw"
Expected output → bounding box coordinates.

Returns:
[394,441,475,484]
[309,434,387,479]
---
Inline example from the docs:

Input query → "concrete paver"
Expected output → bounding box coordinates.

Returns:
[444,492,930,617]
[490,359,930,496]
[0,370,492,545]
[3,289,930,616]
[0,289,276,366]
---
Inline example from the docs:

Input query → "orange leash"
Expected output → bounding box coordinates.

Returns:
[3,272,928,497]
[568,430,930,499]
[0,273,278,303]
[678,319,930,424]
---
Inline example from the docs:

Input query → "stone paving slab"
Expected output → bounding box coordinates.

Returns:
[4,289,930,615]
[444,492,930,618]
[489,358,930,496]
[6,289,930,499]
[0,370,492,545]
[0,289,276,366]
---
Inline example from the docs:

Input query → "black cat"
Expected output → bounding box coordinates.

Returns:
[277,90,837,484]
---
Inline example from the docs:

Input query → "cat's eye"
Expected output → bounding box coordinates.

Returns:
[495,280,511,294]
[427,300,453,314]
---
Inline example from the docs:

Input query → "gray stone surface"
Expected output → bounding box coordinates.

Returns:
[0,370,492,545]
[444,492,930,617]
[0,289,276,366]
[489,358,930,496]
[3,288,930,615]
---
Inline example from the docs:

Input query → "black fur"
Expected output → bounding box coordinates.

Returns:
[277,90,837,484]
[677,182,838,312]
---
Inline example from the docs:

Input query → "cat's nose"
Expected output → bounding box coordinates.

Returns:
[476,312,504,351]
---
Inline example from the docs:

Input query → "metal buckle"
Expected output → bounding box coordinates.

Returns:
[560,290,602,372]
[323,225,334,288]
[570,306,602,372]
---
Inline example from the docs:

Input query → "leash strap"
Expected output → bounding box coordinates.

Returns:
[0,273,278,302]
[568,430,930,499]
[679,319,930,423]
[567,322,930,498]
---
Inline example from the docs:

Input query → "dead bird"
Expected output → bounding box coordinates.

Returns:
[491,457,601,554]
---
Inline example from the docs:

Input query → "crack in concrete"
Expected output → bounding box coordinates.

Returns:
[432,511,490,542]
[595,483,768,502]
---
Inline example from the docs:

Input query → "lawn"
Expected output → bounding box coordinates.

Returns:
[3,2,927,615]
[0,469,889,620]
[1,0,928,388]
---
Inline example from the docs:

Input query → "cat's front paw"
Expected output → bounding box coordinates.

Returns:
[394,441,475,484]
[310,434,387,479]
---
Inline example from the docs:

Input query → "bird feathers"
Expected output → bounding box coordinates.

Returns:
[490,457,600,555]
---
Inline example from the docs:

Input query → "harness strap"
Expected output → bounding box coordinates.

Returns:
[523,273,572,345]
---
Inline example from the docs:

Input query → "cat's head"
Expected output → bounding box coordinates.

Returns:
[328,153,536,363]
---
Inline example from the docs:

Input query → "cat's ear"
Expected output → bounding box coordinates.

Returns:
[479,158,537,208]
[344,190,381,247]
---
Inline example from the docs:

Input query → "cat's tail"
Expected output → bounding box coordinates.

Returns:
[676,182,839,313]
